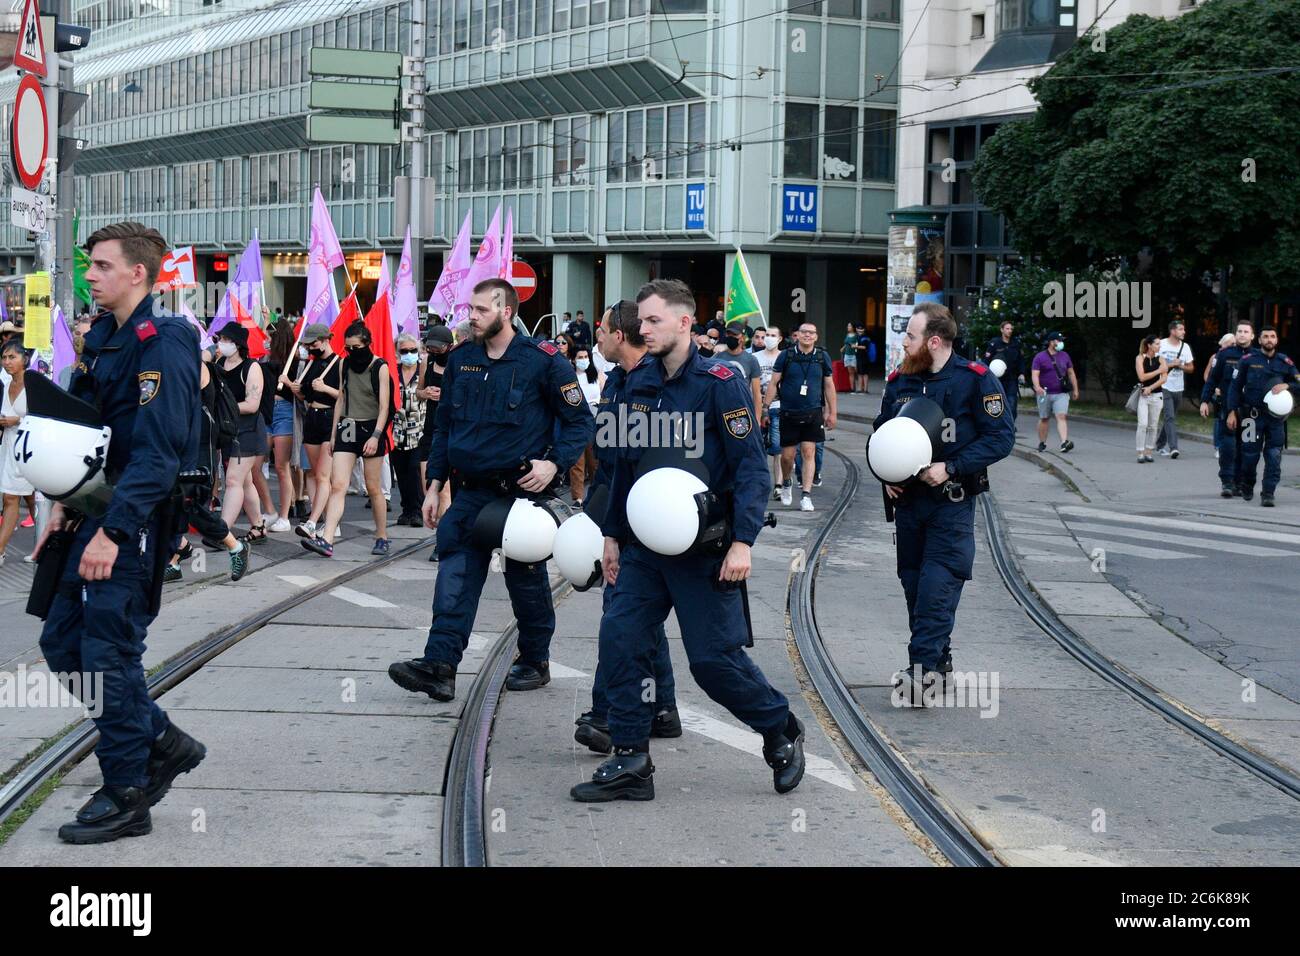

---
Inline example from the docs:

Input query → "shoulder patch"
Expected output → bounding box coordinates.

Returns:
[135,320,158,342]
[965,362,988,375]
[722,407,753,439]
[538,340,559,356]
[561,381,582,406]
[1286,357,1295,366]
[887,370,900,383]
[139,371,161,405]
[707,363,734,381]
[982,393,1003,418]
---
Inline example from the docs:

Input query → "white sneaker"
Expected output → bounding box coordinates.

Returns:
[1158,448,1173,457]
[801,495,814,512]
[262,512,279,526]
[780,485,793,506]
[269,517,291,533]
[23,553,36,563]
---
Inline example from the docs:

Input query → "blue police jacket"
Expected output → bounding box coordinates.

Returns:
[773,346,834,413]
[1200,345,1253,405]
[589,354,654,495]
[1226,349,1300,412]
[874,353,1015,479]
[427,332,593,482]
[600,344,768,546]
[70,296,201,537]
[982,336,1023,378]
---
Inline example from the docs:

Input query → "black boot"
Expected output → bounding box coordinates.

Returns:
[762,714,806,795]
[1221,483,1236,498]
[1261,493,1275,507]
[1241,487,1255,502]
[570,748,655,802]
[506,659,550,691]
[145,723,207,807]
[651,706,683,738]
[574,711,612,754]
[57,786,152,845]
[893,665,944,707]
[388,659,456,701]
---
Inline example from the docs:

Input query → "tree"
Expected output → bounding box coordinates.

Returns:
[972,0,1300,305]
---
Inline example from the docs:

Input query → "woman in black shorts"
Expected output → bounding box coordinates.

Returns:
[290,323,341,539]
[215,324,268,541]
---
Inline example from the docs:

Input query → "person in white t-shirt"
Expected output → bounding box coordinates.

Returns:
[1155,319,1195,458]
[754,326,785,495]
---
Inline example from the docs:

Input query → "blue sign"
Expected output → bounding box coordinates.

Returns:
[782,184,818,232]
[685,183,706,230]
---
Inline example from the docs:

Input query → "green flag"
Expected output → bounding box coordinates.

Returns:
[724,250,763,325]
[73,209,92,306]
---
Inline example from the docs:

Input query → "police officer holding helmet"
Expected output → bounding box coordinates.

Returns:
[1199,320,1255,497]
[571,278,803,803]
[873,302,1015,704]
[30,222,206,843]
[388,278,593,701]
[1226,325,1300,506]
[982,319,1023,421]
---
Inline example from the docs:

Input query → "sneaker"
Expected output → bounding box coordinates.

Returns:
[295,521,317,540]
[163,564,182,583]
[772,486,783,500]
[780,485,793,506]
[1158,448,1173,457]
[813,473,823,488]
[1241,488,1255,502]
[268,517,291,533]
[229,541,249,581]
[1060,440,1074,453]
[20,515,34,529]
[1036,441,1047,452]
[371,538,390,556]
[1221,484,1235,498]
[301,534,333,557]
[1170,449,1180,459]
[800,494,814,512]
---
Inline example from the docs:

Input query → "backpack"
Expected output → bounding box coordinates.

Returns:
[206,366,242,452]
[258,358,280,427]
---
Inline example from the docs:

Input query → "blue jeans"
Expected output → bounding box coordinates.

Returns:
[795,441,824,482]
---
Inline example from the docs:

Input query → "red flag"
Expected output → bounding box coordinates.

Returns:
[363,291,402,415]
[329,289,362,357]
[230,293,268,359]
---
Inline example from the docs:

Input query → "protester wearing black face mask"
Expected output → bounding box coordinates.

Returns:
[294,325,342,539]
[709,320,763,418]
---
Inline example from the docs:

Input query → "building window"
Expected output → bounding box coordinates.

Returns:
[971,13,985,37]
[456,122,539,193]
[998,0,1073,33]
[823,105,857,180]
[783,102,818,180]
[553,114,590,186]
[606,103,706,183]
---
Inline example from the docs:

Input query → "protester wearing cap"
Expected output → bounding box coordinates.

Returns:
[1030,330,1078,453]
[416,325,455,527]
[293,323,342,539]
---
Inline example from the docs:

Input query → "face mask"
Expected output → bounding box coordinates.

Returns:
[400,352,419,367]
[725,335,740,350]
[308,346,324,357]
[347,347,373,370]
[765,338,779,351]
[217,341,237,358]
[576,358,590,371]
[298,346,310,361]
[1055,340,1064,349]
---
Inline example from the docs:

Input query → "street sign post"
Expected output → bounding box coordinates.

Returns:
[309,47,401,79]
[10,72,49,190]
[308,80,399,112]
[306,114,398,145]
[13,0,46,77]
[10,184,49,231]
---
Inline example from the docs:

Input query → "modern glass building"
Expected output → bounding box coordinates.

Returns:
[0,0,902,338]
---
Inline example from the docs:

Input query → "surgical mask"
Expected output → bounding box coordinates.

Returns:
[298,346,310,361]
[217,341,237,358]
[576,358,590,371]
[1054,339,1064,349]
[765,338,779,351]
[400,352,419,367]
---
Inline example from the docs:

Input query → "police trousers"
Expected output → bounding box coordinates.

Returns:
[1215,415,1244,485]
[39,518,170,789]
[590,576,676,720]
[599,542,788,747]
[421,487,555,668]
[894,493,976,670]
[1237,412,1285,495]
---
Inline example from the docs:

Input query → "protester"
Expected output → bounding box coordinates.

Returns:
[711,321,763,416]
[215,325,269,540]
[853,323,871,393]
[567,346,604,508]
[416,325,453,501]
[755,326,784,494]
[264,321,299,532]
[842,322,859,382]
[1134,335,1168,464]
[1155,318,1195,459]
[1031,331,1078,452]
[294,324,343,541]
[389,333,428,526]
[0,339,34,566]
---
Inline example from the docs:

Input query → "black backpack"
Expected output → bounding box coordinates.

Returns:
[206,366,242,451]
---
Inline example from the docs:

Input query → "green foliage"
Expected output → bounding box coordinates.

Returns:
[972,0,1300,303]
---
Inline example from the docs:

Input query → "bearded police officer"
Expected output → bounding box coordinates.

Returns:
[1200,320,1256,497]
[571,279,803,802]
[982,319,1024,421]
[30,222,206,843]
[873,303,1015,704]
[572,300,680,754]
[1226,325,1300,507]
[388,278,593,701]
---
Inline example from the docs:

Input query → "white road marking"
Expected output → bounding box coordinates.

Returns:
[1058,506,1300,546]
[1072,537,1194,561]
[329,586,398,608]
[278,575,317,589]
[548,661,589,679]
[1063,520,1300,558]
[380,566,439,581]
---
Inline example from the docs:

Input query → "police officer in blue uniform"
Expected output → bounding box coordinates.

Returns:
[388,278,593,700]
[1200,320,1256,497]
[1226,325,1300,507]
[31,223,206,843]
[874,303,1015,703]
[572,279,804,802]
[573,300,680,753]
[982,319,1024,421]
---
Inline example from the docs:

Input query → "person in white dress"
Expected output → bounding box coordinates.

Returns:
[0,339,36,565]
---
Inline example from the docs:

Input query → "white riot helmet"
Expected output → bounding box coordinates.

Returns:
[626,449,719,557]
[553,512,604,589]
[1264,387,1294,419]
[989,358,1007,378]
[14,373,115,517]
[865,396,946,485]
[471,497,561,563]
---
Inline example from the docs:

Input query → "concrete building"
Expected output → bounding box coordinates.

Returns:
[0,0,903,342]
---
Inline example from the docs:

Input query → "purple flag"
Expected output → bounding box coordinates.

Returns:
[429,209,473,322]
[454,203,502,330]
[210,231,263,335]
[304,189,342,328]
[51,306,76,378]
[393,226,420,338]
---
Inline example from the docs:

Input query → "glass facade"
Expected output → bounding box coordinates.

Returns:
[783,103,896,182]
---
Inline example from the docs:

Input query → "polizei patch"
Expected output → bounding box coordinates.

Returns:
[723,407,753,438]
[138,371,161,405]
[561,382,582,406]
[983,393,1003,418]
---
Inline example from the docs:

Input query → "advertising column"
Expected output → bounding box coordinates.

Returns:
[885,208,946,377]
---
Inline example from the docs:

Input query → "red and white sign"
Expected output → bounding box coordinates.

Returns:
[154,246,198,290]
[509,260,537,303]
[10,73,48,190]
[12,0,47,77]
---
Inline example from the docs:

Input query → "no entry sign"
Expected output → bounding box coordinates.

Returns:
[510,260,537,303]
[10,73,48,190]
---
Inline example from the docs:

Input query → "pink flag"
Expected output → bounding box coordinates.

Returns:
[393,225,420,338]
[455,203,502,329]
[179,298,213,351]
[304,188,342,328]
[51,306,76,378]
[376,253,392,304]
[499,206,513,281]
[310,187,346,271]
[429,209,473,324]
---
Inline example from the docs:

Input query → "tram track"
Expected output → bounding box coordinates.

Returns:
[0,535,436,833]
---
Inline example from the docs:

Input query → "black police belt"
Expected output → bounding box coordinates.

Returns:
[902,470,989,505]
[451,459,548,498]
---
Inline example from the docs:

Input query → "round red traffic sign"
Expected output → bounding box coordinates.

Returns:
[10,73,49,190]
[510,260,537,303]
